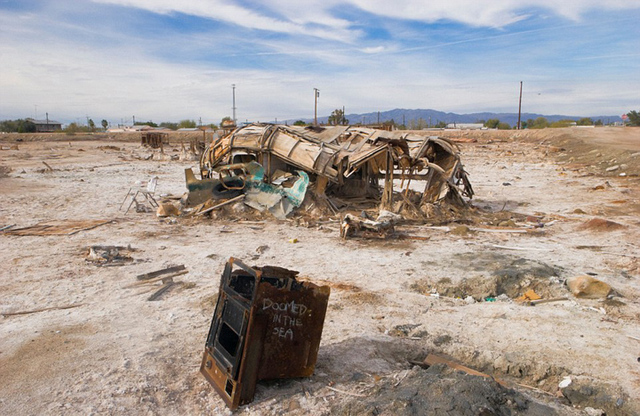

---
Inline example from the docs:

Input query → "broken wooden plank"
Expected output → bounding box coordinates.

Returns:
[490,244,553,252]
[398,234,431,241]
[423,353,509,387]
[124,270,188,288]
[0,224,16,232]
[325,386,367,398]
[5,219,115,236]
[68,220,115,235]
[196,194,245,216]
[42,161,54,171]
[470,227,529,234]
[136,265,186,281]
[526,297,569,306]
[2,303,84,317]
[148,281,175,301]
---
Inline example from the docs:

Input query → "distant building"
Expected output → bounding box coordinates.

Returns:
[446,123,485,130]
[27,118,62,132]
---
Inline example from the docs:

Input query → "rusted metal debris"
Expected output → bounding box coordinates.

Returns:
[85,245,136,266]
[340,210,402,239]
[141,132,168,149]
[200,258,330,410]
[191,123,473,219]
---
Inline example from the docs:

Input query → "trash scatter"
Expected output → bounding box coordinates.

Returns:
[85,245,138,267]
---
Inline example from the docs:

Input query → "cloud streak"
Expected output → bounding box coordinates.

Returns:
[1,1,639,124]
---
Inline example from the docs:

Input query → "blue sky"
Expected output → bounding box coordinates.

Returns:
[0,0,639,125]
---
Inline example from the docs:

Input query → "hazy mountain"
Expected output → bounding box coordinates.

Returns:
[288,108,622,127]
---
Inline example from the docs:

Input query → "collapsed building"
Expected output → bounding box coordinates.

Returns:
[186,123,473,219]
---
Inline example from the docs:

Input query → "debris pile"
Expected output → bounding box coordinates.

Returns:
[184,123,473,221]
[85,245,136,267]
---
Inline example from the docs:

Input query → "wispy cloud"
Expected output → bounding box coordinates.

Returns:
[1,1,639,123]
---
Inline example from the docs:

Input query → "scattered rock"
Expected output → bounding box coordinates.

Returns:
[567,276,612,299]
[560,376,629,415]
[451,225,471,236]
[288,400,300,411]
[156,202,180,217]
[389,324,422,337]
[498,219,516,227]
[433,334,452,346]
[584,407,605,416]
[605,165,619,172]
[558,376,572,389]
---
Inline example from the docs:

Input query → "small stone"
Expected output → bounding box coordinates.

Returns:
[288,400,301,411]
[558,376,572,389]
[567,275,612,299]
[232,202,246,213]
[605,165,619,172]
[156,202,180,217]
[464,296,475,305]
[584,407,605,416]
[451,225,470,236]
[496,294,511,302]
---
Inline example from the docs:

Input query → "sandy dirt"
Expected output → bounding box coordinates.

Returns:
[1,127,639,415]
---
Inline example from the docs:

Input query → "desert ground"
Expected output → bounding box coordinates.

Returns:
[1,127,639,415]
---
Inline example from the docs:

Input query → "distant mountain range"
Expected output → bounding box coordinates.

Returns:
[287,108,623,127]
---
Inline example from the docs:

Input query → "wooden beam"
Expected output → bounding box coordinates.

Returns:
[423,353,509,387]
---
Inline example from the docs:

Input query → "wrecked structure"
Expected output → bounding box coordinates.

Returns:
[140,132,168,149]
[187,123,473,219]
[201,258,330,409]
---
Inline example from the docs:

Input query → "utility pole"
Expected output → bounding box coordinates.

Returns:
[517,81,523,130]
[132,115,136,126]
[377,111,380,125]
[342,106,346,125]
[232,84,237,124]
[313,88,320,126]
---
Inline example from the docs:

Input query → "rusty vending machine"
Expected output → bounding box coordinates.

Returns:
[200,258,330,409]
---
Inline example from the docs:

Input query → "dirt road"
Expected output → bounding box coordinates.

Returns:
[1,127,639,415]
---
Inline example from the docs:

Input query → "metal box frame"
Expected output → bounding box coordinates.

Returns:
[200,258,330,409]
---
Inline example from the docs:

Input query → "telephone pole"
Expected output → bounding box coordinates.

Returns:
[313,88,320,126]
[232,84,237,124]
[517,81,523,130]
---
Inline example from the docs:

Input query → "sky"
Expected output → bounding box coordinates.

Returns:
[0,0,639,125]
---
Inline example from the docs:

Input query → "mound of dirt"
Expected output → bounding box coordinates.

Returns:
[578,218,625,231]
[330,364,570,416]
[411,254,564,300]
